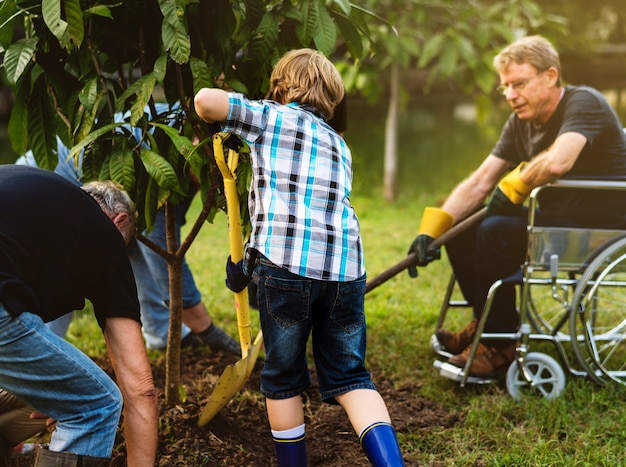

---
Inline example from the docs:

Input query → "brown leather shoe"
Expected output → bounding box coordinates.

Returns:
[448,342,516,376]
[435,319,478,354]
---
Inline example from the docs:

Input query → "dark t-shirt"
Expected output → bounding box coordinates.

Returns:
[491,85,626,228]
[0,165,140,329]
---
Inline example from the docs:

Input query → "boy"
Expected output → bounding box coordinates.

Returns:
[194,48,404,466]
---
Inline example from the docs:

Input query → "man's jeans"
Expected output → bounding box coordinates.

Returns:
[0,304,122,456]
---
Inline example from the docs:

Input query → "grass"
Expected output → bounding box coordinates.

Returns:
[65,190,626,466]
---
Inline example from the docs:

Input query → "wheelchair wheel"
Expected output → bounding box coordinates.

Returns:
[506,352,566,400]
[570,237,626,387]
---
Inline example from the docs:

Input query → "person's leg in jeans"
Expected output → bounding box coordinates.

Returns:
[129,239,194,349]
[137,196,239,354]
[0,305,121,457]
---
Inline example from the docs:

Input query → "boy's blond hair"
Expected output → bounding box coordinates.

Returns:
[269,48,344,121]
[494,35,562,86]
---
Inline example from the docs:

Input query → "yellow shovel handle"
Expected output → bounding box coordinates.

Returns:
[213,132,252,357]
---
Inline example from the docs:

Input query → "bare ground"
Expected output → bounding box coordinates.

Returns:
[6,347,463,466]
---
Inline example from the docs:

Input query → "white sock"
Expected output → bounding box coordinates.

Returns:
[271,423,305,440]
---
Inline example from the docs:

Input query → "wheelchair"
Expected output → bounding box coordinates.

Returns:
[432,179,626,399]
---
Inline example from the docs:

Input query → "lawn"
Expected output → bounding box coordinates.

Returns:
[60,191,626,466]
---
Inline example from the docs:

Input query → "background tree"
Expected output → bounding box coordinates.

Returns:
[336,0,567,201]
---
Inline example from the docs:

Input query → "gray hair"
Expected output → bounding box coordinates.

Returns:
[493,35,562,86]
[82,180,136,242]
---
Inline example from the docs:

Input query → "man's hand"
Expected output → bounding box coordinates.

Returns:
[407,234,441,278]
[29,411,56,427]
[225,256,250,292]
[407,207,452,278]
[485,186,526,217]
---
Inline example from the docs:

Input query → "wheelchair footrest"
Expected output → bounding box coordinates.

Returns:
[433,360,498,385]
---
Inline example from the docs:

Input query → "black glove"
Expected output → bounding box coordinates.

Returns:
[485,186,526,218]
[223,134,243,151]
[225,256,251,293]
[407,234,440,278]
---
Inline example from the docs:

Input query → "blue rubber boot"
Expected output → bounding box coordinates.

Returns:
[273,435,307,467]
[359,422,405,466]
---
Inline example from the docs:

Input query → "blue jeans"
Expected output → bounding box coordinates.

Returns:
[0,304,122,456]
[253,257,376,403]
[131,197,202,349]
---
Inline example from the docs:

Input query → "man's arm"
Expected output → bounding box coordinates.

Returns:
[519,132,587,186]
[441,154,513,222]
[104,317,158,467]
[194,88,230,123]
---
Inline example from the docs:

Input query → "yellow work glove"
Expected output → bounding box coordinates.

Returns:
[486,162,532,217]
[407,207,454,278]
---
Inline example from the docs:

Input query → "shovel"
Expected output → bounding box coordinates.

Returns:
[198,132,263,427]
[365,207,487,293]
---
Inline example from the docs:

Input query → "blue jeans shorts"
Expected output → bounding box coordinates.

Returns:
[252,256,376,404]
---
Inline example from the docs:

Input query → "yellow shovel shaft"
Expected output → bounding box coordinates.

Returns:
[213,133,253,358]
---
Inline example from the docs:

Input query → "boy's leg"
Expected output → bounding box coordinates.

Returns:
[337,389,404,466]
[266,397,307,467]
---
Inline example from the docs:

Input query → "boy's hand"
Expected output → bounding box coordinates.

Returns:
[225,256,251,292]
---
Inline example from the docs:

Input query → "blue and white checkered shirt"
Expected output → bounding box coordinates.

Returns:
[223,93,365,282]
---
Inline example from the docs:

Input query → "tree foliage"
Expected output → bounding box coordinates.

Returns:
[0,0,384,234]
[0,0,386,404]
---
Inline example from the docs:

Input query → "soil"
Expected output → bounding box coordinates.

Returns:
[6,347,463,466]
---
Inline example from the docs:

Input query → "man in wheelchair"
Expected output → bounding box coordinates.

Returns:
[408,35,626,377]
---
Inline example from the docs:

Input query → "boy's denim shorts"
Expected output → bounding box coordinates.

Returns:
[252,256,377,404]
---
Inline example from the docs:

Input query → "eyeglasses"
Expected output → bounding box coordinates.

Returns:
[496,73,541,96]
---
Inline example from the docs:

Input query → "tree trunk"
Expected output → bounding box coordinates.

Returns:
[383,63,399,202]
[164,202,183,404]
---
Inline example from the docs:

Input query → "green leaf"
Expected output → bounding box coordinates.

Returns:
[438,39,459,77]
[161,17,190,64]
[74,91,103,143]
[64,0,84,48]
[418,33,444,68]
[333,14,362,59]
[0,0,18,49]
[150,122,195,159]
[248,13,279,65]
[143,177,160,234]
[189,57,213,95]
[223,78,248,94]
[330,0,350,16]
[295,0,318,46]
[42,0,68,46]
[28,78,58,171]
[158,0,183,28]
[115,73,157,115]
[313,5,336,55]
[108,147,137,193]
[153,54,168,84]
[130,76,157,126]
[7,76,29,155]
[78,78,99,111]
[68,122,124,160]
[3,38,37,85]
[83,5,113,19]
[139,148,179,190]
